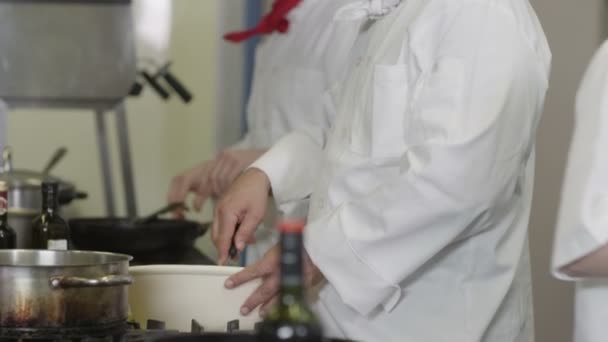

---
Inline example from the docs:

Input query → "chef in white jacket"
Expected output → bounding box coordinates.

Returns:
[552,41,608,342]
[214,0,552,341]
[167,0,359,263]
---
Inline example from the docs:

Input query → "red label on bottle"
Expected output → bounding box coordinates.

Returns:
[0,191,7,216]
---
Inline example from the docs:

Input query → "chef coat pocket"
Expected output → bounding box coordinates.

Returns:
[366,64,410,159]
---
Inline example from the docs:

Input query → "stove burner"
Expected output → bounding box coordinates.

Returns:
[189,321,202,335]
[0,321,128,341]
[226,321,239,334]
[0,318,248,342]
[144,321,165,331]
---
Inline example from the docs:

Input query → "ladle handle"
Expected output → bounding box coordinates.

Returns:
[2,146,12,173]
[42,147,68,176]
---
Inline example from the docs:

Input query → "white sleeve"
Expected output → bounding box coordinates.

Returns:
[249,71,337,205]
[227,133,253,151]
[304,6,547,315]
[251,130,325,205]
[552,41,608,279]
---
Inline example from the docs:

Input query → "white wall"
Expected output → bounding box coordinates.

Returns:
[529,1,606,341]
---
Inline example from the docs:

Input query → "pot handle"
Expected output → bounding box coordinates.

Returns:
[50,275,133,289]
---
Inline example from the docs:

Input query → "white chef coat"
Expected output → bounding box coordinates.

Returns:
[551,40,608,342]
[235,0,362,151]
[252,0,551,341]
[237,0,361,264]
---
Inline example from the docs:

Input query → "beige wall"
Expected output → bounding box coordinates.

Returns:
[529,0,605,341]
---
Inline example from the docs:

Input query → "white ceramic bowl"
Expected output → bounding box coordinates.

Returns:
[128,265,262,332]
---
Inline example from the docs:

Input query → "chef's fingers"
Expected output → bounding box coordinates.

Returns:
[234,213,261,253]
[174,210,185,220]
[209,159,226,196]
[167,175,186,208]
[225,261,264,289]
[225,232,256,246]
[223,165,244,195]
[260,296,279,318]
[225,248,275,288]
[215,208,240,266]
[193,161,217,212]
[303,249,315,281]
[193,192,210,213]
[218,163,239,195]
[172,170,199,202]
[212,159,236,196]
[239,273,280,316]
[211,218,220,250]
[168,166,205,216]
[193,171,213,212]
[168,181,185,219]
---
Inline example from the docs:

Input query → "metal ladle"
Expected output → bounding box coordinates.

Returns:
[42,147,68,177]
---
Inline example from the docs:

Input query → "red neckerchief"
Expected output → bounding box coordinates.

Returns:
[224,0,303,43]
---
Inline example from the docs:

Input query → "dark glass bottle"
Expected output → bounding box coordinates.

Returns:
[0,181,16,249]
[257,220,323,342]
[31,182,70,250]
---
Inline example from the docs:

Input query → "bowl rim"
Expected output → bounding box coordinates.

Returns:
[129,264,244,277]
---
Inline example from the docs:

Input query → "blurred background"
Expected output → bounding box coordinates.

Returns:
[0,0,605,340]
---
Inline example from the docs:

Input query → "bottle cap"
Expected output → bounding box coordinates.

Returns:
[278,220,306,234]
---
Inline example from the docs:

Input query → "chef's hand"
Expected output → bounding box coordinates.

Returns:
[208,149,266,197]
[212,168,271,265]
[224,244,323,316]
[167,160,214,218]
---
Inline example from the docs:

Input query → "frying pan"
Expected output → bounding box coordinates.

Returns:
[69,218,210,255]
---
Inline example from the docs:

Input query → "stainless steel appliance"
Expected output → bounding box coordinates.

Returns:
[0,0,138,217]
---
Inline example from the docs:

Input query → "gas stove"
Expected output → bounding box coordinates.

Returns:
[0,318,256,342]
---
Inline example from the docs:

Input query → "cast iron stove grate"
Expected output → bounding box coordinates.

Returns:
[0,318,253,342]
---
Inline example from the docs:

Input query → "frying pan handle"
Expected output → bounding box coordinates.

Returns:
[50,275,133,289]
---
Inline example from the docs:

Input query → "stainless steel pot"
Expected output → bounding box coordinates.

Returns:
[0,250,132,332]
[0,147,87,248]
